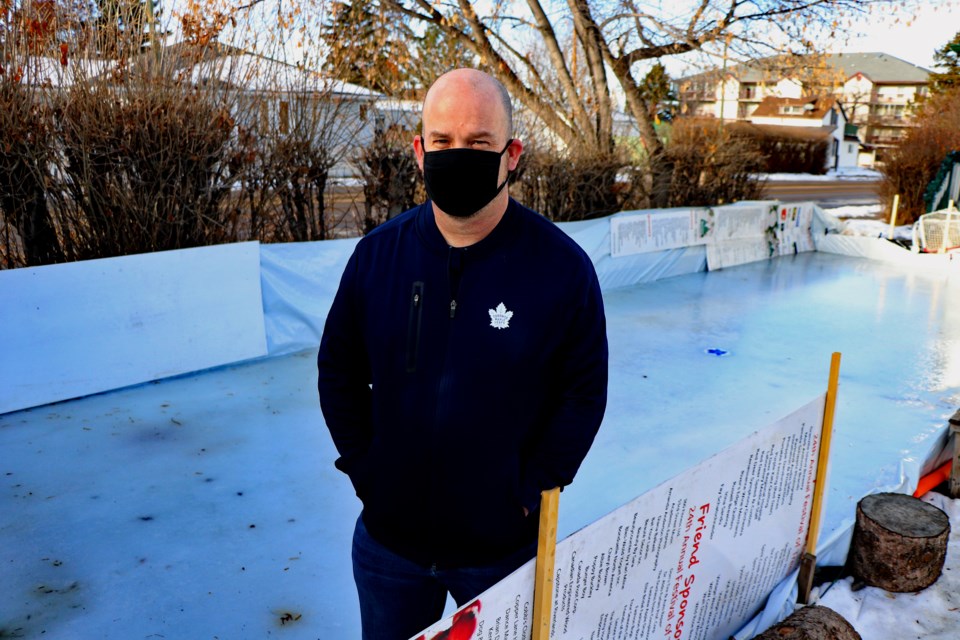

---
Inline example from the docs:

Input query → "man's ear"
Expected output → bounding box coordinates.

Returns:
[413,135,425,172]
[506,138,523,171]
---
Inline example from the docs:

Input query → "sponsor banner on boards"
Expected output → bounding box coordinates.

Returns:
[412,395,825,640]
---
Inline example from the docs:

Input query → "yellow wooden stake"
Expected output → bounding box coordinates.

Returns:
[532,487,560,640]
[887,194,900,240]
[799,352,841,604]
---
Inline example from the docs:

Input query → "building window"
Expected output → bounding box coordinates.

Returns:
[279,101,290,135]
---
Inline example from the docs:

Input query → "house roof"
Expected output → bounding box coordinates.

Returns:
[182,51,382,98]
[750,96,840,120]
[682,51,930,86]
[820,52,931,84]
[729,121,836,141]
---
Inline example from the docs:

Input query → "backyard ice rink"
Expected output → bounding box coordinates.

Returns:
[2,210,959,639]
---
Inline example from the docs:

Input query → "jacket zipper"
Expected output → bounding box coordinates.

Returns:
[406,281,424,373]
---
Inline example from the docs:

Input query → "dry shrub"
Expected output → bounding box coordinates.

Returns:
[736,127,830,175]
[665,119,765,207]
[56,76,237,260]
[260,136,335,241]
[358,124,421,234]
[0,79,61,268]
[511,147,645,222]
[881,88,960,224]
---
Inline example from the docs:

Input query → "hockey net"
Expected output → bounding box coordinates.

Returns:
[913,210,960,253]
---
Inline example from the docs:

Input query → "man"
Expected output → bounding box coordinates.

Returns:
[318,68,608,640]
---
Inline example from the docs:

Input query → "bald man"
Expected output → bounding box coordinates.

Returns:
[318,69,608,640]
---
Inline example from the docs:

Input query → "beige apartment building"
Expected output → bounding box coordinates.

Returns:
[676,52,931,166]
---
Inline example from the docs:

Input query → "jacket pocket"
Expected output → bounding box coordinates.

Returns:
[406,281,425,373]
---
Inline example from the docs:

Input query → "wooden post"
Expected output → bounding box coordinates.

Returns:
[798,352,841,604]
[949,409,960,499]
[943,201,956,254]
[532,487,560,640]
[887,194,900,240]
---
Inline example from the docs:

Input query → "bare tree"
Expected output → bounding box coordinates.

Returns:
[378,0,906,206]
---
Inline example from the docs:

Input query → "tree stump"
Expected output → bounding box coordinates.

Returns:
[754,605,860,640]
[848,492,950,592]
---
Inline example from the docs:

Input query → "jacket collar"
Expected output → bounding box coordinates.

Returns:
[416,199,521,258]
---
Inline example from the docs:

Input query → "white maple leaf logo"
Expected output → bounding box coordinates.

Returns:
[488,302,513,330]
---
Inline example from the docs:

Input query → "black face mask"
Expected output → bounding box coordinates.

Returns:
[422,140,513,218]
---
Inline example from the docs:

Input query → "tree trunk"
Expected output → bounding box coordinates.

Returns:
[848,492,950,592]
[20,192,63,267]
[754,605,860,640]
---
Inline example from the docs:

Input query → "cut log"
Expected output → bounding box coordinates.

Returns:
[848,492,950,592]
[754,605,860,640]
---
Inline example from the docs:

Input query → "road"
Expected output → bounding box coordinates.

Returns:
[761,179,881,209]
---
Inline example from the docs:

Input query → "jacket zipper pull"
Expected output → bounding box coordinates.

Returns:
[449,299,457,318]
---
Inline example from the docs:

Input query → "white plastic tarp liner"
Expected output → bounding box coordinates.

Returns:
[259,239,358,358]
[815,233,960,271]
[0,242,267,414]
[255,217,713,357]
[413,396,826,640]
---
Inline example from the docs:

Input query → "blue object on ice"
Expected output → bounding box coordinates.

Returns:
[706,348,729,356]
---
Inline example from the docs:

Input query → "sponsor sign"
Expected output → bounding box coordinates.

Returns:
[413,396,825,640]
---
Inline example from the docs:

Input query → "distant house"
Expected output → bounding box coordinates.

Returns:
[676,52,930,166]
[745,96,859,170]
[178,50,383,176]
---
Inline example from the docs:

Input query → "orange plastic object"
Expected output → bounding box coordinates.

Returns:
[914,460,952,497]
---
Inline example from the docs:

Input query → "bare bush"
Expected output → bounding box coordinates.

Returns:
[881,88,960,224]
[665,119,765,207]
[728,123,830,175]
[55,74,237,260]
[512,147,645,222]
[358,124,421,233]
[0,78,61,268]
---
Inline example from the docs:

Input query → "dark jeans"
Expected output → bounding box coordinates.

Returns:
[352,515,535,640]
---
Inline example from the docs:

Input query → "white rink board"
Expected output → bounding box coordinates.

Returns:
[775,203,816,255]
[0,242,267,414]
[611,209,711,257]
[706,205,778,270]
[413,396,825,640]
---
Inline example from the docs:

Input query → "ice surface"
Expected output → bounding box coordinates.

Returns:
[2,251,959,639]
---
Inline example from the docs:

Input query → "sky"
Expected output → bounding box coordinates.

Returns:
[159,0,960,75]
[830,1,960,70]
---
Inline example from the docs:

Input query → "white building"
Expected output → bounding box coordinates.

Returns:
[677,52,930,166]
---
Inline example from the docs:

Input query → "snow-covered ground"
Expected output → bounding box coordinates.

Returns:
[817,203,918,243]
[763,168,883,182]
[823,204,885,219]
[3,250,958,639]
[815,491,960,640]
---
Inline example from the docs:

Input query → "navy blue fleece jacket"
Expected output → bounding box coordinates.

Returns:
[317,198,608,568]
